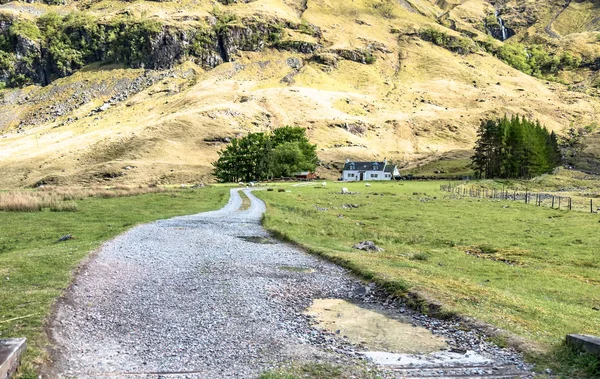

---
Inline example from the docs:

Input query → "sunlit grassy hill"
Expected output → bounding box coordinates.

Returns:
[0,0,599,187]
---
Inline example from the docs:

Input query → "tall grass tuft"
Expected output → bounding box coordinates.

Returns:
[49,201,78,212]
[0,185,171,212]
[0,192,43,212]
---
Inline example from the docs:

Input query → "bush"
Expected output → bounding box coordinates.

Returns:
[496,43,581,78]
[410,252,431,261]
[420,28,475,55]
[477,244,497,254]
[370,0,397,19]
[497,43,532,74]
[9,20,42,40]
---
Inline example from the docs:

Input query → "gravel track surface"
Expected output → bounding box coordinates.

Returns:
[49,189,535,379]
[50,189,363,378]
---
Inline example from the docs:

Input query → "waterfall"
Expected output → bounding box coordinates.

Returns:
[495,10,508,41]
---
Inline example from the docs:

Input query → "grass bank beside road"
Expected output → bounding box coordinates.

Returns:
[0,187,228,378]
[256,181,600,375]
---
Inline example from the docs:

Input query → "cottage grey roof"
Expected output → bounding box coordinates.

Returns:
[343,161,386,171]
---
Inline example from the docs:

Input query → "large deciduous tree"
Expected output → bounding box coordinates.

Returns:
[212,126,318,182]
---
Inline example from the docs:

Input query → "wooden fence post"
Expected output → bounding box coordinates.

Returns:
[552,196,555,209]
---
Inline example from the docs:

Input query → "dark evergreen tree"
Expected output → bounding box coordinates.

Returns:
[471,115,561,179]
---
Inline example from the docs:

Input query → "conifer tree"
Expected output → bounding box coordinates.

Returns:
[471,116,561,179]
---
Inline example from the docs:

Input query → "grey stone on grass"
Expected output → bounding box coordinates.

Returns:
[352,240,384,252]
[566,334,600,358]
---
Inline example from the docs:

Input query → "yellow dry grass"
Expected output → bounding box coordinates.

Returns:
[0,0,599,187]
[0,185,169,211]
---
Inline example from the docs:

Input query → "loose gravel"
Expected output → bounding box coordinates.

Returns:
[49,189,536,378]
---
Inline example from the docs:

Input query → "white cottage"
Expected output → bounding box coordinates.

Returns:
[342,159,400,181]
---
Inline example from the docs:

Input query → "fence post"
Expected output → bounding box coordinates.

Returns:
[591,199,594,214]
[569,198,572,211]
[525,190,528,204]
[552,196,555,208]
[558,197,561,209]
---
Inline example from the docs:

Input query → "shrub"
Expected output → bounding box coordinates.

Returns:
[497,43,532,74]
[477,244,497,254]
[410,252,431,261]
[496,43,580,78]
[420,27,475,55]
[364,51,376,64]
[370,0,397,19]
[9,20,42,40]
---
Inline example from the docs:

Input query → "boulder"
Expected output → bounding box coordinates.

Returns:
[566,334,600,358]
[0,338,26,379]
[352,240,383,252]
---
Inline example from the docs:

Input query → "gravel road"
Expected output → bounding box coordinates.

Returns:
[49,188,534,378]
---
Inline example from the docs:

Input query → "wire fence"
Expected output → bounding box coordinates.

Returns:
[440,183,599,214]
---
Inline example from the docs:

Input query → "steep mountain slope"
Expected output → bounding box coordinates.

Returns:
[0,0,599,187]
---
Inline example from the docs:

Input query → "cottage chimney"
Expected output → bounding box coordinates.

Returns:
[345,158,350,163]
[384,157,388,165]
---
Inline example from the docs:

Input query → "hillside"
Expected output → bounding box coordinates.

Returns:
[0,0,599,187]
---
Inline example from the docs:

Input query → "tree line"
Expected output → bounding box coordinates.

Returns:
[471,116,561,179]
[213,126,318,183]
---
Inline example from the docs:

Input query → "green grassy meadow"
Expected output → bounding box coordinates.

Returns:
[0,187,229,377]
[256,181,600,374]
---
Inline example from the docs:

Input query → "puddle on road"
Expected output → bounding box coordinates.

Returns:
[362,350,493,366]
[305,299,447,354]
[279,266,315,273]
[237,236,276,244]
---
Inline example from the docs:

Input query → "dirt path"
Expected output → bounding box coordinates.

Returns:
[545,0,572,39]
[48,189,534,378]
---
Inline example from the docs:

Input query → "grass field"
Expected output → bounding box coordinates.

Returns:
[0,187,228,377]
[256,181,600,376]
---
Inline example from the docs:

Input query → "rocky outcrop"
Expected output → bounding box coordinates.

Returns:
[217,0,256,4]
[276,40,321,54]
[332,49,375,64]
[218,22,280,62]
[0,11,382,88]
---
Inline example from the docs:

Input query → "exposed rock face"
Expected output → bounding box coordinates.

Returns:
[486,22,515,41]
[277,40,321,54]
[219,22,278,62]
[217,0,256,4]
[146,29,188,70]
[333,49,373,64]
[13,35,47,85]
[0,14,377,88]
[0,17,11,33]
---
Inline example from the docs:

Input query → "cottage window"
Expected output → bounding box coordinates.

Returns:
[370,173,378,178]
[349,163,356,170]
[372,163,379,170]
